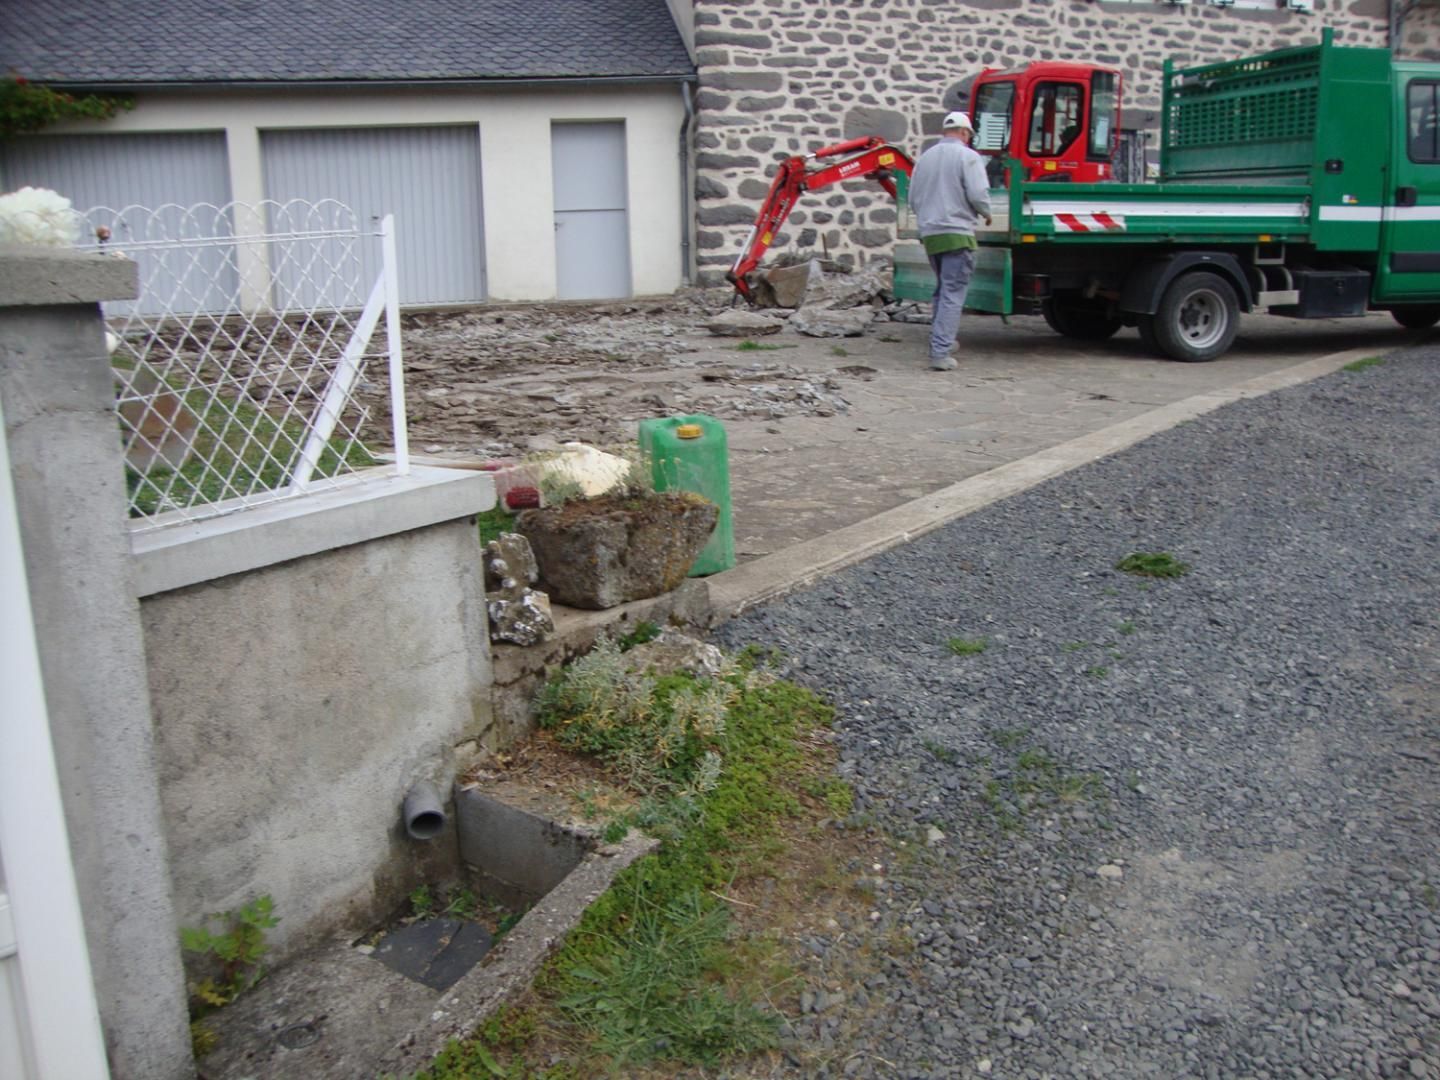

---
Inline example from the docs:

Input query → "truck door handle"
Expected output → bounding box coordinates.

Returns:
[1396,186,1418,208]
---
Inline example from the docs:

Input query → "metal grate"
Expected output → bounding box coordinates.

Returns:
[72,200,409,530]
[1165,40,1324,145]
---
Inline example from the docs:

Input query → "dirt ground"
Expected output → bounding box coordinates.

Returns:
[382,290,872,459]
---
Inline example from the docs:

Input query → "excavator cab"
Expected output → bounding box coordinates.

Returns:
[970,61,1122,184]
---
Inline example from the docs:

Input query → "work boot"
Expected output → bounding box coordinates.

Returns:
[929,355,957,371]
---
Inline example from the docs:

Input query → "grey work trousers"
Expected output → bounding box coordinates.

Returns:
[928,247,977,361]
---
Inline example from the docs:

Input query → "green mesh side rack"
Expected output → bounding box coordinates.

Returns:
[1162,32,1330,182]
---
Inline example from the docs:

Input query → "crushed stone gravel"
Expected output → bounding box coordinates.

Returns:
[714,344,1440,1079]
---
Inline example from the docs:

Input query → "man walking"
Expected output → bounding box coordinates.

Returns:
[907,111,992,370]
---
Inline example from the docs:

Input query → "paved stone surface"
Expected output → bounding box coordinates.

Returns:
[700,311,1414,562]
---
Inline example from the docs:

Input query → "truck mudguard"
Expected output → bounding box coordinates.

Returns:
[1118,252,1255,316]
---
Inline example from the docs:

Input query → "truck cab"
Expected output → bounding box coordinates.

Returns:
[970,61,1122,184]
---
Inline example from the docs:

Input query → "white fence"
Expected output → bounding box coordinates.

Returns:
[73,200,409,530]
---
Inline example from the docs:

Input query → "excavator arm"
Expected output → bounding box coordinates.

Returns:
[725,136,914,302]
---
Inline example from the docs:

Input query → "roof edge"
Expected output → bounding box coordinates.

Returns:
[36,73,698,94]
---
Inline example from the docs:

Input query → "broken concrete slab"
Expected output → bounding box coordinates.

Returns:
[789,306,876,337]
[705,309,784,337]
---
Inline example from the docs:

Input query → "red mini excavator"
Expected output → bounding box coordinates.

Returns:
[725,136,914,303]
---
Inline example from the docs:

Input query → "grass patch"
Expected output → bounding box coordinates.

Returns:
[1116,551,1190,579]
[126,390,374,517]
[1343,356,1384,372]
[735,339,789,352]
[829,345,850,357]
[980,741,1107,832]
[923,740,959,765]
[1061,640,1089,653]
[946,636,988,656]
[1085,665,1109,679]
[478,507,518,546]
[415,642,840,1077]
[1116,620,1136,636]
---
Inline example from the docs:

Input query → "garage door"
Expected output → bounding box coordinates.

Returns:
[261,126,486,306]
[0,132,235,314]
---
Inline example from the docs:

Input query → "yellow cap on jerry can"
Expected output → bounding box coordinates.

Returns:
[675,424,703,439]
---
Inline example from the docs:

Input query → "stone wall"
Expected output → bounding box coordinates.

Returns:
[691,0,1436,283]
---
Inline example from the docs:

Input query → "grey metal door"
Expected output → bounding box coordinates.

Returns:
[262,126,485,306]
[552,122,632,300]
[0,132,236,315]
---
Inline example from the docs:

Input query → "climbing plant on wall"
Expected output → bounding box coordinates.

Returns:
[0,75,133,138]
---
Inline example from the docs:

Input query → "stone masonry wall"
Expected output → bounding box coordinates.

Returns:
[692,0,1438,285]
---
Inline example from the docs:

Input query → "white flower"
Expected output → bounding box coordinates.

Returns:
[0,186,83,248]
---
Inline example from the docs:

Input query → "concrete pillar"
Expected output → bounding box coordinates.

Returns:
[0,247,194,1079]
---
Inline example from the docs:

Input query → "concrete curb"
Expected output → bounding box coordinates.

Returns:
[707,345,1382,621]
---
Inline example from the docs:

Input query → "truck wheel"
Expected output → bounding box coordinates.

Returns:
[1152,271,1239,362]
[1391,306,1440,330]
[1041,295,1123,341]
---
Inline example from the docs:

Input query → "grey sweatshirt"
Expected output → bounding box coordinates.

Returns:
[908,138,993,239]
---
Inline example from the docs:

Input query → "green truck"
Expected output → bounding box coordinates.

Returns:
[894,30,1440,361]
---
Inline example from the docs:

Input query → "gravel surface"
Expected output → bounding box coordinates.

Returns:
[714,345,1440,1079]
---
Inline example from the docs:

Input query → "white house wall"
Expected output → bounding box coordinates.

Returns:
[41,84,687,302]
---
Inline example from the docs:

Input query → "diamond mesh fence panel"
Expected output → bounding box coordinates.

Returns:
[61,200,402,530]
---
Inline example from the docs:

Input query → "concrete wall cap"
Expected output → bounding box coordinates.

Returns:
[0,246,139,306]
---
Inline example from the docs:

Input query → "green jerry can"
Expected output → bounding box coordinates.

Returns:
[637,413,735,576]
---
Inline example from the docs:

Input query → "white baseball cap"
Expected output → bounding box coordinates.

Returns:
[942,111,974,131]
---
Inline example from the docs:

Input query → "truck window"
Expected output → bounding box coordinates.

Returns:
[1089,71,1118,161]
[1409,80,1440,162]
[973,81,1014,153]
[1028,83,1083,157]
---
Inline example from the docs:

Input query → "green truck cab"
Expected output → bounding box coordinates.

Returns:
[894,30,1440,361]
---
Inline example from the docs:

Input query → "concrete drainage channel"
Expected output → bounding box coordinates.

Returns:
[200,781,657,1078]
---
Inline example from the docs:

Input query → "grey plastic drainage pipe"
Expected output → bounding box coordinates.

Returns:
[403,781,447,840]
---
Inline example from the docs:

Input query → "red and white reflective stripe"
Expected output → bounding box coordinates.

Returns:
[1053,212,1126,233]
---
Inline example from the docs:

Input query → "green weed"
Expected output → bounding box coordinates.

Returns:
[1061,641,1089,653]
[735,339,787,352]
[1343,356,1384,372]
[829,345,850,357]
[478,507,518,546]
[181,895,279,1018]
[947,636,988,656]
[1086,665,1109,679]
[1117,620,1136,636]
[1116,552,1190,578]
[923,740,959,765]
[617,620,661,651]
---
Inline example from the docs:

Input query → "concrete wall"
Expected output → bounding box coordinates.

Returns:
[690,0,1439,283]
[26,83,690,301]
[141,512,494,961]
[0,247,194,1079]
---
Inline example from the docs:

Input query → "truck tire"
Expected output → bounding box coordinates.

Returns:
[1391,305,1440,330]
[1152,271,1239,362]
[1041,294,1124,341]
[1137,316,1161,355]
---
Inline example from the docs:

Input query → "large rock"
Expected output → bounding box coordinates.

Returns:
[789,306,875,337]
[516,492,720,610]
[623,628,728,680]
[764,260,825,308]
[705,309,784,337]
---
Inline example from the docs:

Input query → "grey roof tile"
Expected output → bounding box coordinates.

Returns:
[0,0,695,85]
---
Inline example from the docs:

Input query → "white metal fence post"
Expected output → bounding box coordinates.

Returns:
[382,214,410,476]
[0,394,112,1080]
